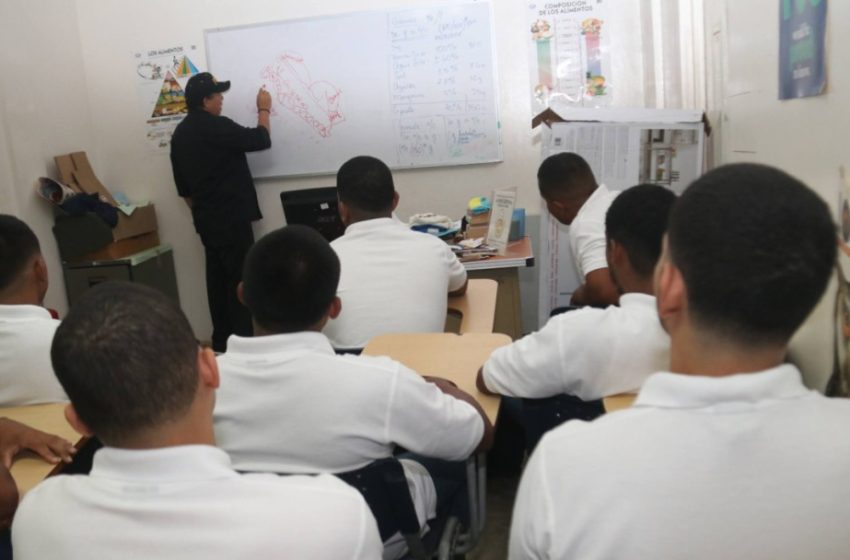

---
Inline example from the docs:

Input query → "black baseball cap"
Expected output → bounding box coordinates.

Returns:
[185,72,231,107]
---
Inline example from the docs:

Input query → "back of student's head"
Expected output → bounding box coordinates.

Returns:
[242,225,340,333]
[336,155,395,214]
[0,214,40,292]
[50,282,198,446]
[537,152,597,200]
[668,163,836,346]
[606,184,676,277]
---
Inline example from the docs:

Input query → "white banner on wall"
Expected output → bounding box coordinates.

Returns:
[527,0,611,113]
[537,109,705,323]
[133,44,202,152]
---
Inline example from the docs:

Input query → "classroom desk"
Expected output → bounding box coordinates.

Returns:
[603,393,638,413]
[462,237,534,340]
[363,332,510,424]
[363,332,510,554]
[2,403,82,497]
[447,278,498,334]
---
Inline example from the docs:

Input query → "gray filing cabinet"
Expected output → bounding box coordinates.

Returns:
[63,244,180,306]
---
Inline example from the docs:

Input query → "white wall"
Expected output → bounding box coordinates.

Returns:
[0,0,96,315]
[704,0,849,390]
[70,0,541,340]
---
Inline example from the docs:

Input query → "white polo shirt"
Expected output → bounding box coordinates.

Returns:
[569,184,618,279]
[324,218,468,349]
[0,304,67,405]
[510,365,850,560]
[482,293,668,401]
[214,332,484,524]
[12,445,382,560]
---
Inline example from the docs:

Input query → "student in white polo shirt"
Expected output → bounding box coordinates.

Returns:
[537,153,619,307]
[510,163,850,559]
[477,184,674,417]
[214,225,492,557]
[322,155,467,349]
[12,282,382,560]
[0,215,67,405]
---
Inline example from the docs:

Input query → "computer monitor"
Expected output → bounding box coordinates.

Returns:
[280,187,346,242]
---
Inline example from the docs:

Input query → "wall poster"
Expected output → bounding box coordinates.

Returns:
[778,0,827,99]
[527,0,611,113]
[134,44,202,152]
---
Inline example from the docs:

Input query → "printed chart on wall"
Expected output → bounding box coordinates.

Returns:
[830,166,850,397]
[205,1,502,177]
[778,0,827,100]
[527,0,611,113]
[536,112,705,320]
[134,45,203,152]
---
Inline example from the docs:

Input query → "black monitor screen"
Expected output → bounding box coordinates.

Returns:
[280,187,345,242]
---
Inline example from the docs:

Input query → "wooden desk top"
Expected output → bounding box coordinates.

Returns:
[1,402,81,497]
[603,393,638,413]
[447,279,498,333]
[463,237,534,271]
[363,333,511,424]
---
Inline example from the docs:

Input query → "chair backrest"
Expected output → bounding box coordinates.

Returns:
[335,458,421,542]
[240,458,431,559]
[522,394,604,452]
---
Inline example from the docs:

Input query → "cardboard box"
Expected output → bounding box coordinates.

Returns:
[53,206,158,262]
[51,151,158,262]
[77,231,160,262]
[465,224,489,240]
[55,152,118,206]
[466,210,491,226]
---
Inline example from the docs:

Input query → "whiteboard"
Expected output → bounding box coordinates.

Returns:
[205,2,502,178]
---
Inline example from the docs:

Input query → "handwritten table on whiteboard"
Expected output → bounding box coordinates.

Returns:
[206,1,502,177]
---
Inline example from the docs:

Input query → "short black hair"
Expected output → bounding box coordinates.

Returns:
[242,225,340,333]
[0,215,40,291]
[50,282,198,445]
[537,152,597,199]
[336,156,395,213]
[668,163,836,346]
[606,184,677,276]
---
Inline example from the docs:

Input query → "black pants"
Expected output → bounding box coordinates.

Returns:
[201,223,254,352]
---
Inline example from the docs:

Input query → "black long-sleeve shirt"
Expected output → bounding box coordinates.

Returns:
[170,109,271,240]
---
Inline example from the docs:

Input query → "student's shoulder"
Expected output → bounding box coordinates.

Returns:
[537,407,655,458]
[544,304,611,333]
[337,353,409,377]
[240,471,361,502]
[14,473,86,522]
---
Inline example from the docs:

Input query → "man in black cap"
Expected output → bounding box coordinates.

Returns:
[170,72,272,351]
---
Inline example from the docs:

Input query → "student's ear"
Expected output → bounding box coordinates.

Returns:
[545,197,575,225]
[329,296,342,320]
[338,199,351,226]
[197,347,220,390]
[391,191,400,211]
[606,239,625,268]
[655,253,686,332]
[33,255,49,302]
[236,281,245,305]
[64,404,94,438]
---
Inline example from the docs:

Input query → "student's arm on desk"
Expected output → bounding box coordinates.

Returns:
[0,417,76,469]
[448,278,468,297]
[570,268,619,307]
[426,376,494,452]
[445,244,468,296]
[475,367,498,396]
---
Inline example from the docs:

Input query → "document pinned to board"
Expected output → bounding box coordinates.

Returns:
[487,188,517,255]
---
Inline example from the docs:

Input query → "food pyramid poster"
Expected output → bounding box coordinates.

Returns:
[175,55,199,78]
[151,71,188,118]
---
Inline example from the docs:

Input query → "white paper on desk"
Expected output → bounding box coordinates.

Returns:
[486,187,516,255]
